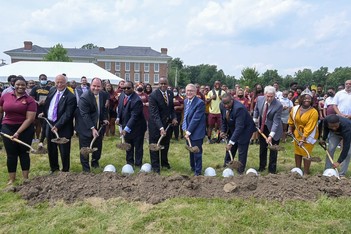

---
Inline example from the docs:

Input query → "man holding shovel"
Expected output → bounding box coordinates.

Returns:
[220,93,256,174]
[182,84,206,176]
[76,78,109,172]
[320,114,351,177]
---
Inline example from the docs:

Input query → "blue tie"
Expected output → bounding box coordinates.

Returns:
[182,100,191,131]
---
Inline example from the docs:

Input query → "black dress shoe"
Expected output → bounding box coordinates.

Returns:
[162,165,171,169]
[258,168,265,172]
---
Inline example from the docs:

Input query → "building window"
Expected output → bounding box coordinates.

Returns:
[134,62,140,72]
[105,62,111,71]
[125,73,130,81]
[115,62,120,71]
[154,63,159,72]
[125,62,130,71]
[154,74,159,84]
[134,73,140,83]
[144,73,149,83]
[144,63,149,72]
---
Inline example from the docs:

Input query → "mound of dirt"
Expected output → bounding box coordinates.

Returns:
[14,172,351,205]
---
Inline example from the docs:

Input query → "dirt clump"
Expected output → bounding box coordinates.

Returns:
[13,172,351,205]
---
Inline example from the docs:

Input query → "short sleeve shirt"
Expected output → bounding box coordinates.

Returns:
[0,92,37,125]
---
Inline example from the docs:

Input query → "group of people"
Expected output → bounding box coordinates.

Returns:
[1,73,351,185]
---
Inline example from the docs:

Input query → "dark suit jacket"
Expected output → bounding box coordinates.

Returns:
[183,96,206,141]
[253,96,283,141]
[43,87,77,138]
[148,89,176,133]
[76,90,108,138]
[221,100,256,144]
[117,92,146,140]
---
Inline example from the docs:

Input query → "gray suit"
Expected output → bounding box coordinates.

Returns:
[253,96,283,173]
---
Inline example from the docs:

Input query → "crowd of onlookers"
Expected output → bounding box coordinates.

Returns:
[1,73,351,185]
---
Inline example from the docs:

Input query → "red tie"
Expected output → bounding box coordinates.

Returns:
[123,96,128,106]
[260,103,268,132]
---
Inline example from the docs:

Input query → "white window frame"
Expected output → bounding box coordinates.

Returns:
[125,73,130,81]
[125,62,130,72]
[144,73,149,83]
[144,63,149,72]
[134,62,140,72]
[134,73,140,83]
[154,74,159,84]
[105,62,111,71]
[115,62,120,71]
[154,63,159,72]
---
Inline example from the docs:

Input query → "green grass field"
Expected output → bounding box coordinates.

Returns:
[1,135,351,233]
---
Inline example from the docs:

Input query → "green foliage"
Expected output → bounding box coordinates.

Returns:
[43,43,72,62]
[239,67,260,87]
[81,43,98,49]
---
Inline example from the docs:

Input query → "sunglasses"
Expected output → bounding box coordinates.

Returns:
[122,87,132,90]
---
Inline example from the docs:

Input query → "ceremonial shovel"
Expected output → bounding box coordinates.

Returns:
[287,133,321,162]
[318,142,341,180]
[149,124,171,151]
[116,134,131,151]
[185,137,200,153]
[81,123,107,159]
[39,116,69,144]
[256,127,285,151]
[0,132,47,154]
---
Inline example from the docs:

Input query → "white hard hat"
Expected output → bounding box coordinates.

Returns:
[246,168,258,176]
[323,168,338,177]
[121,164,134,175]
[103,164,116,173]
[290,167,303,176]
[204,167,216,177]
[222,168,234,177]
[140,163,152,173]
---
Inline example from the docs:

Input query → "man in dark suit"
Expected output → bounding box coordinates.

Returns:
[220,93,256,174]
[76,78,109,172]
[253,85,283,174]
[182,84,206,176]
[148,77,178,174]
[74,76,89,104]
[116,81,147,167]
[41,74,77,173]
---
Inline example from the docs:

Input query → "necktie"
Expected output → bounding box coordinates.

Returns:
[182,101,191,131]
[163,92,168,104]
[52,92,61,122]
[95,95,100,129]
[260,103,268,132]
[123,96,128,106]
[226,110,230,122]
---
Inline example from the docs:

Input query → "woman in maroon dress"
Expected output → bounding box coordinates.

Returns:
[135,83,149,121]
[170,87,184,140]
[105,83,118,136]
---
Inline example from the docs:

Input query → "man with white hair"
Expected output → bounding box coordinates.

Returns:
[253,85,283,174]
[41,74,77,173]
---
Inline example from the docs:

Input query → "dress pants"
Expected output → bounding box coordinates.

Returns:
[125,132,145,167]
[188,139,203,175]
[149,126,172,173]
[326,132,351,176]
[258,125,279,173]
[79,129,104,172]
[46,128,71,172]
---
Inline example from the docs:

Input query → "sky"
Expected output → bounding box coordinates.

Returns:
[1,0,351,78]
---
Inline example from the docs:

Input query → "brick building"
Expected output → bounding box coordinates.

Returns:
[4,41,172,85]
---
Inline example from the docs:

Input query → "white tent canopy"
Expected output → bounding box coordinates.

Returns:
[0,61,123,84]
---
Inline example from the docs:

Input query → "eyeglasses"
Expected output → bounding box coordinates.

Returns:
[159,83,167,85]
[122,87,132,90]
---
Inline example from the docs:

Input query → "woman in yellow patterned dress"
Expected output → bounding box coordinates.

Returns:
[288,89,319,174]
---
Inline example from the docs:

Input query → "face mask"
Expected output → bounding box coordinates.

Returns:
[237,95,243,98]
[173,92,178,96]
[40,80,47,85]
[137,87,143,92]
[181,93,186,96]
[328,92,334,97]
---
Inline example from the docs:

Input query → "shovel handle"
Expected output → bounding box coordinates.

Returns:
[39,116,60,138]
[186,137,192,147]
[288,133,312,158]
[90,123,107,148]
[0,132,35,151]
[256,127,273,146]
[157,124,171,146]
[319,142,341,179]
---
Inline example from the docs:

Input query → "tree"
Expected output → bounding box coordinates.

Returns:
[260,69,283,87]
[81,43,98,49]
[294,69,313,88]
[328,67,351,88]
[44,44,71,62]
[239,67,260,88]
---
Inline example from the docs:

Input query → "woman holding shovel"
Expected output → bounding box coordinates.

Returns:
[288,88,319,175]
[0,76,37,185]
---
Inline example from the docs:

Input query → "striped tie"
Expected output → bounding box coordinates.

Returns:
[163,92,168,104]
[182,101,191,131]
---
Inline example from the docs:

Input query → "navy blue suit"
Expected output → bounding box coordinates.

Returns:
[220,100,256,174]
[183,96,206,175]
[117,92,147,166]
